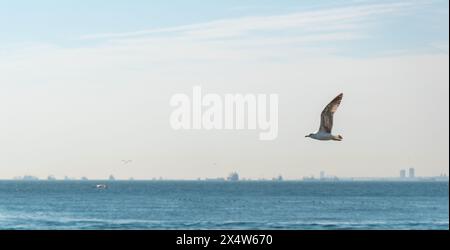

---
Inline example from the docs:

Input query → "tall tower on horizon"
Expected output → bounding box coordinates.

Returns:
[400,169,406,178]
[409,168,415,178]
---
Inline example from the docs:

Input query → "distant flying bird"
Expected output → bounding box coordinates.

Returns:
[306,93,344,141]
[121,160,132,165]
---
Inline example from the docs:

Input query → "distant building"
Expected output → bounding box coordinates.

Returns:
[315,171,340,181]
[409,168,415,178]
[400,170,406,178]
[272,175,283,181]
[21,175,39,181]
[47,175,56,181]
[227,172,239,182]
[320,171,325,180]
[81,176,88,181]
[302,176,317,181]
[109,175,115,181]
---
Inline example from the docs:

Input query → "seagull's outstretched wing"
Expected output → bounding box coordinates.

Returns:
[319,93,343,133]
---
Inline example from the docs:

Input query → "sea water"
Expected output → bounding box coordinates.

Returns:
[0,181,447,229]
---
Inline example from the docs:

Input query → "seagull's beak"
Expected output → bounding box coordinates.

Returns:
[305,135,309,138]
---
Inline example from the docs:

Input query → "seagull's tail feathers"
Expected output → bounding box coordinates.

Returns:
[333,135,343,141]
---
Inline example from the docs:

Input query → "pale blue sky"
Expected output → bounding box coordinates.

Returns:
[0,0,448,55]
[0,1,448,180]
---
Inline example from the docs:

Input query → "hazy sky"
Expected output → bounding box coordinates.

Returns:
[0,0,448,180]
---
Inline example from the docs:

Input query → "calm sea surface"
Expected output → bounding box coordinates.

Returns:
[0,181,448,230]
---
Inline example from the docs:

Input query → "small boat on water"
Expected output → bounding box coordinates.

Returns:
[95,184,108,189]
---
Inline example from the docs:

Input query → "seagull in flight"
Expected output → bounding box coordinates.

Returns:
[121,160,133,165]
[306,93,344,141]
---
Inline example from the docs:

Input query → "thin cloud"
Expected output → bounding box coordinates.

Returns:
[431,41,449,54]
[80,2,417,41]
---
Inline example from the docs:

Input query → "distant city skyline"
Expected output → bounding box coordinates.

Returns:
[8,167,449,181]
